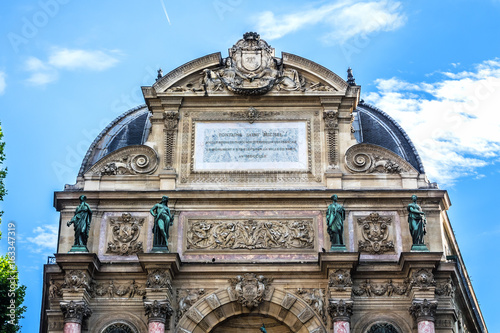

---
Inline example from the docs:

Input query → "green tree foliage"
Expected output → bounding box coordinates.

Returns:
[0,124,27,332]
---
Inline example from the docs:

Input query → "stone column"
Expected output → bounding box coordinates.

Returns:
[59,301,92,333]
[409,299,438,333]
[328,299,353,333]
[144,299,174,333]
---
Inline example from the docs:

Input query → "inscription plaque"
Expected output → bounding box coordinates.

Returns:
[194,122,307,171]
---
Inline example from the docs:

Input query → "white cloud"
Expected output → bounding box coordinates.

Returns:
[255,0,406,43]
[24,48,120,86]
[365,59,500,186]
[0,71,6,95]
[48,48,120,71]
[26,225,58,253]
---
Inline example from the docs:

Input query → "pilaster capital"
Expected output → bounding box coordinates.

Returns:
[409,298,438,322]
[144,299,174,323]
[328,299,353,323]
[60,300,92,324]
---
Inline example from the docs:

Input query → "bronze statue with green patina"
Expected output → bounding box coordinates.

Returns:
[407,195,427,250]
[326,194,346,251]
[67,195,92,252]
[150,195,174,252]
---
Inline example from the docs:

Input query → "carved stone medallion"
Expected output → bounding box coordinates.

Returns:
[328,269,352,291]
[146,269,172,291]
[410,269,436,290]
[357,213,394,254]
[107,213,144,255]
[63,270,90,291]
[229,273,273,309]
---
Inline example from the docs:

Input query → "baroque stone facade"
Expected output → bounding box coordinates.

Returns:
[40,33,486,333]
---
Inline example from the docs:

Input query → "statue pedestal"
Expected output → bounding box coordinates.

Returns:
[330,245,347,252]
[151,246,170,253]
[411,244,429,252]
[69,245,89,253]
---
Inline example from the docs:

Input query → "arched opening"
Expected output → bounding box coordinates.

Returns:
[212,314,291,333]
[366,323,399,333]
[100,321,138,333]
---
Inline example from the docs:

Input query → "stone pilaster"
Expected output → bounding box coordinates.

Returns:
[328,299,353,333]
[409,299,438,333]
[144,299,174,333]
[59,301,92,333]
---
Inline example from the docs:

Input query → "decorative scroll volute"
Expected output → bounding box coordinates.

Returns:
[345,143,418,174]
[85,145,159,176]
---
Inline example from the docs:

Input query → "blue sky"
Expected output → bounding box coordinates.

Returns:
[1,1,499,332]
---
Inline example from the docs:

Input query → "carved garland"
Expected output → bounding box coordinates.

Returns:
[345,143,417,174]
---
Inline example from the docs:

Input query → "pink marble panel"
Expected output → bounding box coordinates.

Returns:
[63,322,81,333]
[149,321,165,333]
[334,320,350,333]
[418,320,435,333]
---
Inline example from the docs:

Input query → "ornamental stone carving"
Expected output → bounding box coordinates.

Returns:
[91,280,145,298]
[107,213,144,255]
[176,289,205,323]
[327,299,353,322]
[328,269,352,291]
[409,299,438,322]
[225,107,280,124]
[229,273,273,309]
[296,288,327,323]
[144,299,174,323]
[410,269,436,290]
[49,280,63,298]
[60,301,92,324]
[146,269,172,291]
[345,143,417,174]
[86,145,159,176]
[352,279,409,297]
[63,270,90,291]
[323,111,338,133]
[186,218,314,250]
[357,213,394,254]
[435,278,454,297]
[164,111,179,131]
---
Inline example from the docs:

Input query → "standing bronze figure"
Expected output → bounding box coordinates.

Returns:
[326,194,346,250]
[67,195,92,252]
[150,195,174,251]
[407,195,427,247]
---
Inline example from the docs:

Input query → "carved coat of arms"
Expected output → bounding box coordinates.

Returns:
[229,273,273,309]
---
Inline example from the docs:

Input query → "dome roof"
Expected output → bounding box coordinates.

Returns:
[79,105,151,176]
[352,101,424,173]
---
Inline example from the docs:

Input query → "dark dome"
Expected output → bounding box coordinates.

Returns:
[79,105,151,176]
[352,101,424,173]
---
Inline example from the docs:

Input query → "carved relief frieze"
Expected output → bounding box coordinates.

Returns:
[107,213,144,256]
[186,218,314,250]
[49,279,63,298]
[352,279,409,297]
[176,289,206,324]
[229,273,273,309]
[86,145,159,176]
[345,144,417,174]
[357,213,394,254]
[435,278,454,297]
[295,288,327,323]
[91,280,145,298]
[328,269,352,291]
